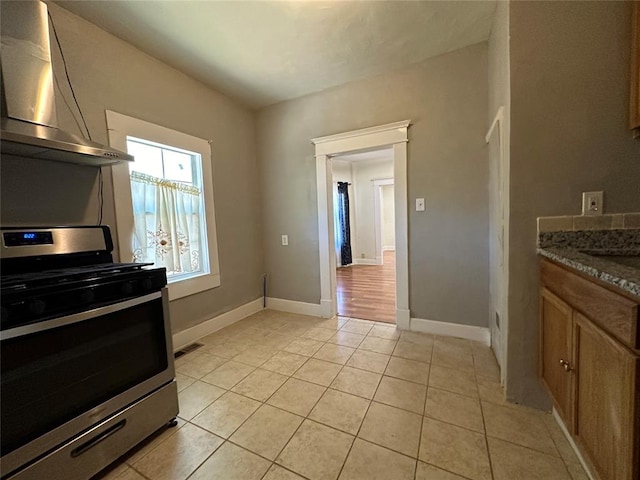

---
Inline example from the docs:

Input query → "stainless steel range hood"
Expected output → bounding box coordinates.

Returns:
[0,1,133,166]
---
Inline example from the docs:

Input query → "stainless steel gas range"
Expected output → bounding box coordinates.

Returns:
[0,226,179,479]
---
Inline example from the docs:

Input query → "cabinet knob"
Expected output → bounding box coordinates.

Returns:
[559,359,573,372]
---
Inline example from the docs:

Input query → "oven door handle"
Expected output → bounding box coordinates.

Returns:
[70,419,127,458]
[0,291,163,340]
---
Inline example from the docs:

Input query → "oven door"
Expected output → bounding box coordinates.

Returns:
[0,287,175,477]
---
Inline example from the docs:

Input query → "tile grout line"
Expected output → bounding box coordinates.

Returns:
[182,331,332,480]
[267,366,342,478]
[473,349,496,480]
[413,342,433,480]
[185,336,503,435]
[418,334,436,475]
[333,359,387,480]
[116,462,153,480]
[538,410,581,476]
[120,314,513,480]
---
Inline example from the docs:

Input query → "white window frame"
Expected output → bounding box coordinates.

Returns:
[106,110,221,300]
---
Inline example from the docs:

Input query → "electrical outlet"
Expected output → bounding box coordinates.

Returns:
[416,198,425,211]
[582,191,603,216]
[281,235,288,246]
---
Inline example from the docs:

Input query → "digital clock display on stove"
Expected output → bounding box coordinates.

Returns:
[3,231,54,246]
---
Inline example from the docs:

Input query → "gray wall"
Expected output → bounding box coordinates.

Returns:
[507,1,640,408]
[0,3,264,333]
[257,42,490,327]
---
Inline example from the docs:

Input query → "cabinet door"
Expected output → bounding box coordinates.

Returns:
[574,312,639,480]
[631,1,640,132]
[540,288,574,427]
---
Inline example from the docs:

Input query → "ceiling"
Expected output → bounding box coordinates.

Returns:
[55,1,496,109]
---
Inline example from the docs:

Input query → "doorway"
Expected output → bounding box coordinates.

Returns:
[332,151,396,323]
[311,120,411,329]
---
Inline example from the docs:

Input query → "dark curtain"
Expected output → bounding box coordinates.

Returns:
[337,182,353,266]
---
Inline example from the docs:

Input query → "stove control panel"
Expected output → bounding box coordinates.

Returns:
[3,231,53,247]
[1,226,112,259]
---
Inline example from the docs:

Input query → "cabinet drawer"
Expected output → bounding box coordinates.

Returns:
[541,259,639,349]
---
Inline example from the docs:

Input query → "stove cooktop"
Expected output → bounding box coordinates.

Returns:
[0,227,167,331]
[1,262,153,292]
[0,264,167,332]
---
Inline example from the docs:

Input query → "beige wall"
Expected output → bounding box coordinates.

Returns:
[331,160,352,184]
[0,3,264,333]
[352,159,394,261]
[257,42,490,327]
[507,1,640,408]
[381,184,395,249]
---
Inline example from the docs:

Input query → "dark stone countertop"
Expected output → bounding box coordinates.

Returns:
[537,247,640,298]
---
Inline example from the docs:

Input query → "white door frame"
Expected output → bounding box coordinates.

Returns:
[486,107,509,385]
[311,120,411,329]
[373,178,394,265]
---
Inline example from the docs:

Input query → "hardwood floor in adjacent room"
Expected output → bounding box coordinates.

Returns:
[336,251,396,323]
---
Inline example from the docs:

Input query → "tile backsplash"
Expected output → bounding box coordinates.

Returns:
[537,212,640,233]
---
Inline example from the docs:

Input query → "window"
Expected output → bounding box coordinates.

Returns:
[106,111,220,300]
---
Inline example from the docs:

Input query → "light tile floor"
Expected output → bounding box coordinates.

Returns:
[95,310,588,480]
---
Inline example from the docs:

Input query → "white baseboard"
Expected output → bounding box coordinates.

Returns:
[172,297,263,352]
[396,308,411,330]
[410,317,490,345]
[382,246,395,252]
[320,299,334,319]
[354,258,378,266]
[552,409,595,480]
[266,297,321,317]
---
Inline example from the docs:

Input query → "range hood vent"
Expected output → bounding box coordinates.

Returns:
[0,1,133,166]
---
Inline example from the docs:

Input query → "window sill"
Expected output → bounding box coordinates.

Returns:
[167,272,221,301]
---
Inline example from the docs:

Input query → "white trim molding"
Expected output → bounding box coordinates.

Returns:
[486,105,510,386]
[311,120,411,327]
[354,258,378,266]
[410,317,490,345]
[312,120,411,156]
[172,297,263,351]
[266,297,322,317]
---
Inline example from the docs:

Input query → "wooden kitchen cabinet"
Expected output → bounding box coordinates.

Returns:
[631,1,640,134]
[540,259,640,480]
[573,312,639,480]
[540,288,574,427]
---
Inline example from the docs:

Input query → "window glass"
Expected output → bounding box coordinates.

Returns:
[126,137,208,282]
[127,140,163,178]
[163,150,193,184]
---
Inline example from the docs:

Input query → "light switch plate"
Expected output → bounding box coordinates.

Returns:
[416,198,425,211]
[281,235,288,246]
[581,191,603,216]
